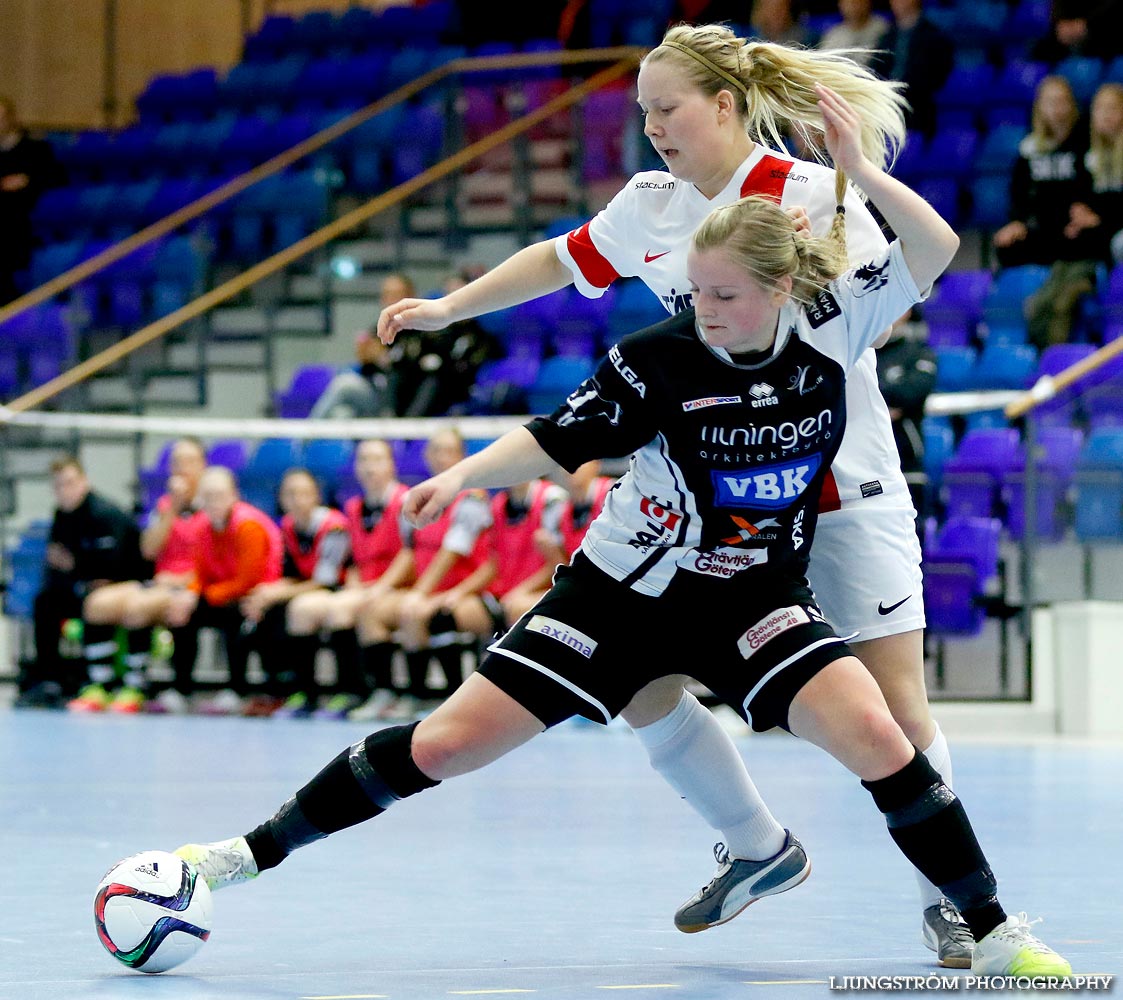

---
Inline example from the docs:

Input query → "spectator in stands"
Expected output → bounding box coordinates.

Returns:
[1030,0,1123,62]
[747,0,811,46]
[0,95,65,304]
[876,308,938,520]
[78,436,208,713]
[353,427,495,722]
[559,460,617,556]
[14,456,144,710]
[480,476,569,626]
[500,460,620,623]
[238,468,350,718]
[309,273,415,420]
[155,466,282,715]
[286,439,409,721]
[816,0,890,66]
[383,269,503,417]
[867,0,953,138]
[994,76,1099,347]
[311,271,499,419]
[1077,82,1123,266]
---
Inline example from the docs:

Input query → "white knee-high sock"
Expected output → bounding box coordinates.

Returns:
[632,690,787,861]
[916,722,955,909]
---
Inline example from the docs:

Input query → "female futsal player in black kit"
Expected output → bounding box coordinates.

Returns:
[175,85,1070,978]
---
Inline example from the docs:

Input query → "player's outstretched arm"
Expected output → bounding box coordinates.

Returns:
[816,83,959,292]
[404,427,561,527]
[377,241,572,344]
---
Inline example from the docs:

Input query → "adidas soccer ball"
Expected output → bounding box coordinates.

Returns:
[94,850,213,973]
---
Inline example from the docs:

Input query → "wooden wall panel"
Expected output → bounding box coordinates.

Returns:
[114,0,243,125]
[0,0,247,130]
[0,0,106,129]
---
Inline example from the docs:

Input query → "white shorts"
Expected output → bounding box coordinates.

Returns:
[807,499,925,642]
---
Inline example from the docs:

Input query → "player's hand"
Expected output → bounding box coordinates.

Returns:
[993,221,1028,248]
[816,83,867,178]
[167,473,192,510]
[165,590,197,627]
[46,542,75,572]
[403,471,463,527]
[785,205,812,238]
[239,586,276,621]
[376,296,456,345]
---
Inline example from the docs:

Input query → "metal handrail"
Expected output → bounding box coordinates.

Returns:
[1,55,642,415]
[0,46,645,329]
[1004,333,1123,419]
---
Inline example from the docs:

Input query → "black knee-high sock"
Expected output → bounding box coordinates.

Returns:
[282,632,321,697]
[244,721,439,871]
[328,630,361,696]
[433,643,465,694]
[863,749,1006,941]
[358,641,396,694]
[121,629,151,689]
[404,649,432,698]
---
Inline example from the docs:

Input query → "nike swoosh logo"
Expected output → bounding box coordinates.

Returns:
[877,595,912,615]
[644,250,670,263]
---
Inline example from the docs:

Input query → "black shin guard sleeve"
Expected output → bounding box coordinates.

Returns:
[359,641,396,692]
[245,722,440,872]
[863,749,1002,933]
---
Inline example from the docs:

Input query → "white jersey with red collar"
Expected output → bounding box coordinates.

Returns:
[554,145,909,509]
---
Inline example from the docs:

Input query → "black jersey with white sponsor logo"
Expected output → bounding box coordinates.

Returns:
[527,241,922,596]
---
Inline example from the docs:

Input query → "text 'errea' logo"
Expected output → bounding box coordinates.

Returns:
[711,455,822,509]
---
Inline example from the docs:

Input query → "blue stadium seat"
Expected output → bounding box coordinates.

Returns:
[301,438,356,499]
[138,441,175,510]
[924,127,980,180]
[1073,427,1123,541]
[941,427,1022,520]
[273,364,337,418]
[923,516,1003,636]
[1001,426,1084,540]
[392,439,429,485]
[915,177,961,226]
[971,342,1037,389]
[206,439,248,475]
[242,15,297,62]
[933,345,977,392]
[981,265,1051,328]
[968,174,1013,229]
[606,277,667,342]
[527,355,597,415]
[989,59,1050,114]
[1055,55,1105,104]
[922,416,956,500]
[925,269,992,334]
[388,101,446,184]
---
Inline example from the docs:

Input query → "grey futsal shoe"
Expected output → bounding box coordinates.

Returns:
[674,832,811,933]
[922,899,975,968]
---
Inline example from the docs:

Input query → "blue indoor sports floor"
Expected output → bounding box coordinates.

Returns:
[1,710,1119,1000]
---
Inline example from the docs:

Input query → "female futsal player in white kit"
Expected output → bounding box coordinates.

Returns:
[374,25,968,965]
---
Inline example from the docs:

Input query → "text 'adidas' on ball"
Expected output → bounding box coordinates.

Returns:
[94,850,213,973]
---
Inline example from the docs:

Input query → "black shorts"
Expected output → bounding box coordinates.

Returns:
[477,553,852,733]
